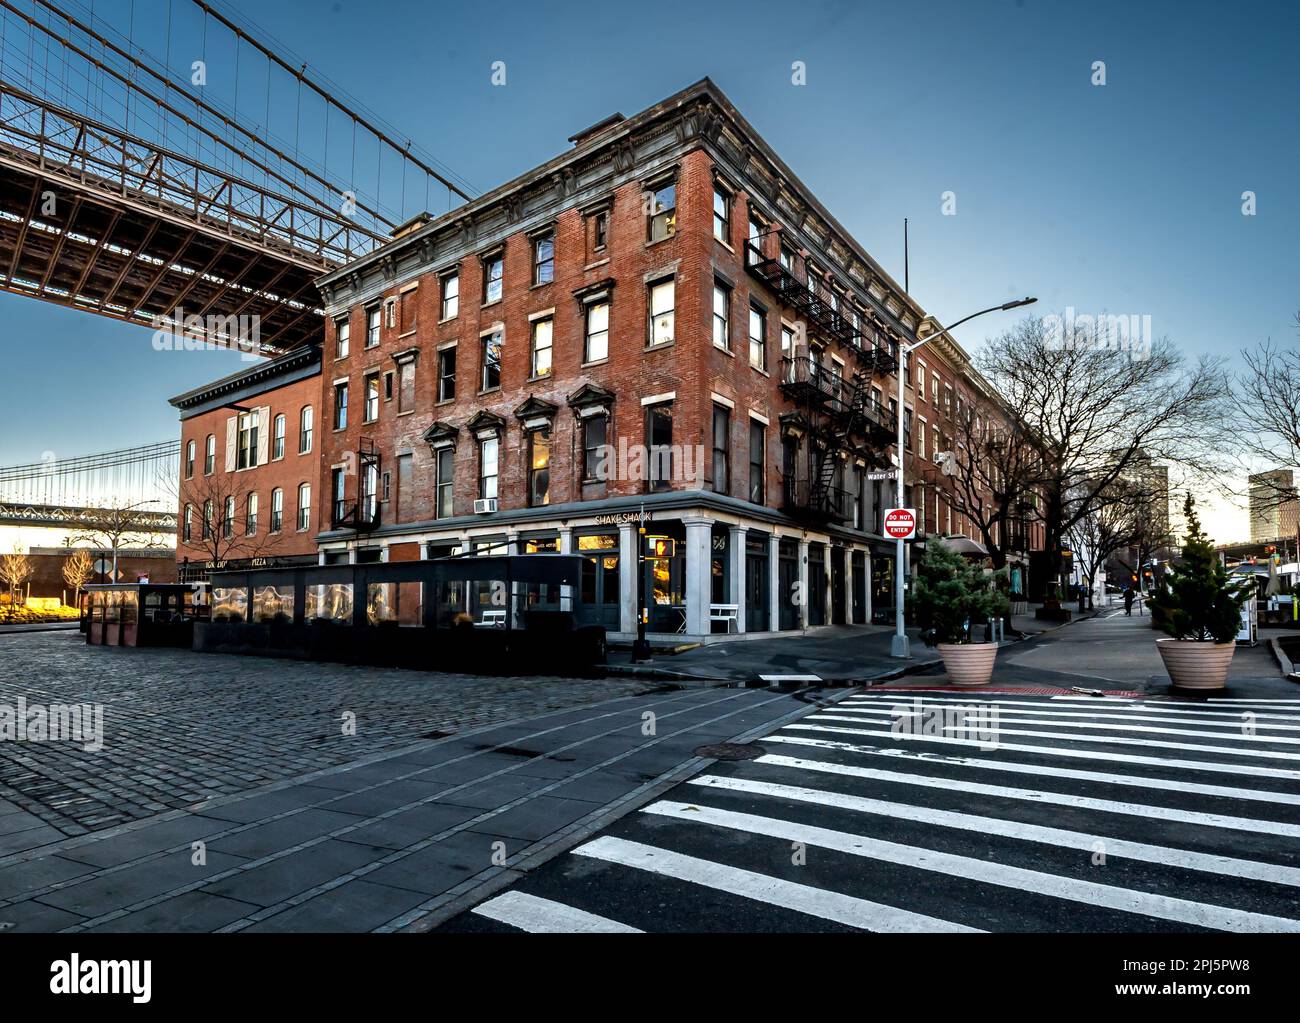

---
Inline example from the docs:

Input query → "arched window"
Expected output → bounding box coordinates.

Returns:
[270,488,283,532]
[272,414,286,460]
[204,435,216,475]
[184,440,195,479]
[183,504,193,541]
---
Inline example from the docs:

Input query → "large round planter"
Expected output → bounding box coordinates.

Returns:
[937,643,998,686]
[1157,638,1236,690]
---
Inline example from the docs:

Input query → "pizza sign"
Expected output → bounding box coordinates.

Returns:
[884,508,917,540]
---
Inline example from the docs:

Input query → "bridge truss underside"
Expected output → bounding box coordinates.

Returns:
[0,88,376,355]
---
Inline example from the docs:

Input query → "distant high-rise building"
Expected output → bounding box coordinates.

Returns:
[1249,469,1299,543]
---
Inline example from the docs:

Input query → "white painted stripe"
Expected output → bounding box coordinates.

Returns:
[572,836,978,933]
[788,720,1300,763]
[686,774,1300,888]
[849,695,1300,722]
[1049,694,1300,708]
[815,711,1300,745]
[471,891,643,933]
[743,753,1300,837]
[760,674,822,682]
[779,724,1300,780]
[641,801,1300,932]
[761,734,1300,808]
[842,698,1300,726]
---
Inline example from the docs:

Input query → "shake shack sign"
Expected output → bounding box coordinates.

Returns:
[591,510,653,526]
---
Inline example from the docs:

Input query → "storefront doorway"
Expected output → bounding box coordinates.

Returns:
[745,532,769,632]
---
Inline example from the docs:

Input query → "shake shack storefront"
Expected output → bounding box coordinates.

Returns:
[316,490,881,644]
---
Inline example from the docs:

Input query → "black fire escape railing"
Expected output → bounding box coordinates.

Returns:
[331,440,382,532]
[745,238,899,372]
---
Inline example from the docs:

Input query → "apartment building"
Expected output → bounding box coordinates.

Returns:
[170,346,323,574]
[170,79,1039,640]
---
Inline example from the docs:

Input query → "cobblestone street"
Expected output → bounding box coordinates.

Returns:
[0,631,654,847]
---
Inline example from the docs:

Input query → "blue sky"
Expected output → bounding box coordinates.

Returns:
[2,0,1295,539]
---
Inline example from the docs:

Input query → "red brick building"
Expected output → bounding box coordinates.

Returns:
[170,79,1042,638]
[169,346,322,575]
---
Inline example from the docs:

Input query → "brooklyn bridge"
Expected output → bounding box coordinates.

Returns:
[0,0,475,514]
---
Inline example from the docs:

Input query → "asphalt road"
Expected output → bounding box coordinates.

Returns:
[437,621,1300,933]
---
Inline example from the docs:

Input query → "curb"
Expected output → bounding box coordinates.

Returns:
[607,610,1098,687]
[1269,636,1300,684]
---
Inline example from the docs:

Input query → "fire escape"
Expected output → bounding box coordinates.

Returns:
[331,438,382,532]
[745,235,898,526]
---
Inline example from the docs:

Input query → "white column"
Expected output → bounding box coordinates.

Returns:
[844,547,855,625]
[797,538,810,630]
[864,552,873,624]
[729,524,746,634]
[619,522,637,635]
[558,527,574,611]
[768,533,781,633]
[684,518,713,636]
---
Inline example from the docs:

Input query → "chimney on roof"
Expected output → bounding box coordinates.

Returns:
[568,112,625,147]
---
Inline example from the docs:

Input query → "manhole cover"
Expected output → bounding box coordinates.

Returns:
[694,742,766,761]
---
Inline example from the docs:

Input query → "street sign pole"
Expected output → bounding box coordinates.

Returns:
[892,344,910,658]
[633,503,651,662]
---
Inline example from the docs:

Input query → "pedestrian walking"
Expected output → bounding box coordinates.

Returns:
[1123,587,1134,616]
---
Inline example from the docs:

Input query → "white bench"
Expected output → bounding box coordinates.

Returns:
[478,610,507,628]
[710,603,740,633]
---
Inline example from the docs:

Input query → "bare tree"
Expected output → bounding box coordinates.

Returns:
[1235,320,1300,543]
[977,316,1231,607]
[178,470,284,569]
[930,387,1048,575]
[61,547,94,604]
[0,545,32,619]
[69,498,172,580]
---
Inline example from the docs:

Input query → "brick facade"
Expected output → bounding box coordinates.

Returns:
[170,79,1043,635]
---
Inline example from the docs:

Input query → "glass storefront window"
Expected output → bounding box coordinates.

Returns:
[367,582,399,625]
[119,590,138,625]
[306,583,353,624]
[253,585,294,624]
[212,587,248,623]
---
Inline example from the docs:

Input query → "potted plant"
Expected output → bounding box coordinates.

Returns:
[1147,495,1252,691]
[912,540,1010,686]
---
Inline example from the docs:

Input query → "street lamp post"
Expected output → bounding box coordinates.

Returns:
[891,297,1037,658]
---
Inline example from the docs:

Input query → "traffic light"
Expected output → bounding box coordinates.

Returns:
[646,536,676,558]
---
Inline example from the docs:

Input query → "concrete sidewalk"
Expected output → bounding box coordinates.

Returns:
[0,686,836,933]
[606,605,1079,685]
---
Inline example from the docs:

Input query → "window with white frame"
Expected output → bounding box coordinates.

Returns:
[584,300,609,363]
[648,277,674,346]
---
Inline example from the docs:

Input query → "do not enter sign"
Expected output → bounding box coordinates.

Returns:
[884,508,917,540]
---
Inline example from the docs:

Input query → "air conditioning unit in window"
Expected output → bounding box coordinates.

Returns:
[473,498,498,514]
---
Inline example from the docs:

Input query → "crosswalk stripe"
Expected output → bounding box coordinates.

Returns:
[471,891,643,933]
[572,836,981,933]
[847,694,1300,723]
[841,698,1300,727]
[779,724,1300,780]
[1050,695,1300,708]
[788,720,1300,762]
[814,710,1300,745]
[686,774,1300,888]
[742,753,1300,837]
[761,734,1300,808]
[641,801,1300,932]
